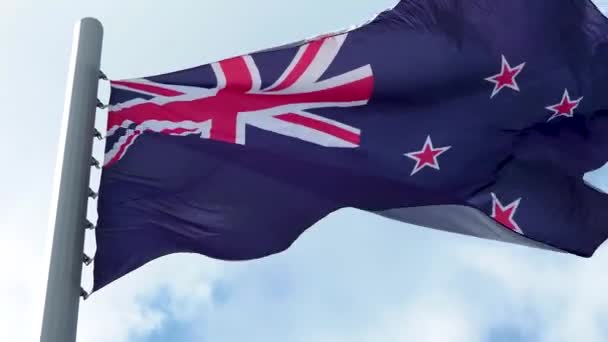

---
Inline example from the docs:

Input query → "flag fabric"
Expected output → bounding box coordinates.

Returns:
[94,0,608,291]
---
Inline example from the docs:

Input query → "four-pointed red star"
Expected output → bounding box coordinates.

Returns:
[546,89,583,121]
[405,135,451,175]
[485,55,526,98]
[491,193,523,234]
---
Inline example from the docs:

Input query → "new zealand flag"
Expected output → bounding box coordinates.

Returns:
[94,0,608,291]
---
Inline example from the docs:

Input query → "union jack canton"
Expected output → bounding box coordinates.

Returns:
[105,34,373,166]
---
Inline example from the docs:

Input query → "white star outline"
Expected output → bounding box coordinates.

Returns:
[485,55,526,98]
[490,192,523,234]
[546,89,583,122]
[404,135,451,176]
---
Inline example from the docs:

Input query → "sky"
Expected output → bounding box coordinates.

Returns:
[2,0,608,341]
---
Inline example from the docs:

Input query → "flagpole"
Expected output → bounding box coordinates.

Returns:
[40,17,103,342]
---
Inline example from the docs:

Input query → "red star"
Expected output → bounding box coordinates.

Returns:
[485,55,525,98]
[491,193,522,234]
[546,89,583,121]
[405,135,451,175]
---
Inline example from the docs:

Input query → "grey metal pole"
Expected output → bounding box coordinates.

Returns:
[40,17,103,342]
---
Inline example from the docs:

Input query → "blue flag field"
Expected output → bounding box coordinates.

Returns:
[94,0,608,291]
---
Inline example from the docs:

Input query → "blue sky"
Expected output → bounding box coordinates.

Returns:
[2,1,608,341]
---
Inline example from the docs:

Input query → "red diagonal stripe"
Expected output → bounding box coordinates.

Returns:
[112,80,184,97]
[267,40,324,92]
[276,113,360,145]
[161,127,199,135]
[106,130,142,168]
[219,57,253,91]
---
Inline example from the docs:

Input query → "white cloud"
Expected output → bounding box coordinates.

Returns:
[76,254,223,341]
[119,209,608,342]
[346,295,482,342]
[457,244,608,342]
[0,228,42,341]
[394,298,480,342]
[597,0,608,14]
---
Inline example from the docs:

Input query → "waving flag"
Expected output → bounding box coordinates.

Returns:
[94,0,608,291]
